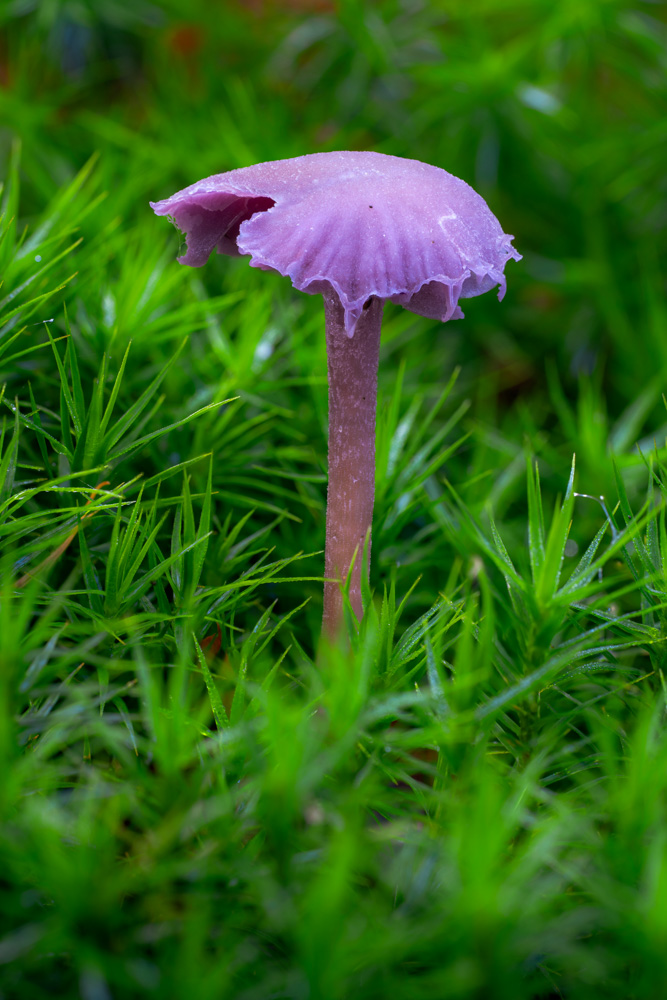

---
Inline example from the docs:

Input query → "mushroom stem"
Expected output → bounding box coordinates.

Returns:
[323,291,383,638]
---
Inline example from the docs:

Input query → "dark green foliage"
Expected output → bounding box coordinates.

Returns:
[1,2,667,997]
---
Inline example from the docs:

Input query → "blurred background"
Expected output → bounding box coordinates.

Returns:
[1,0,667,627]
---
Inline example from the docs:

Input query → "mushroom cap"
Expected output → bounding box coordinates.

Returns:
[151,151,521,336]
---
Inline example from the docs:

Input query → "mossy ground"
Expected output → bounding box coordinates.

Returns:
[1,3,667,997]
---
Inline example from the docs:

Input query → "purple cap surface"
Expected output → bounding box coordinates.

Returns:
[151,151,521,336]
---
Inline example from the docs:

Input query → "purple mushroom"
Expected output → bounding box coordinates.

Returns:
[151,151,520,639]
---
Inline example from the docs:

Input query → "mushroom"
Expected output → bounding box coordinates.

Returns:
[151,151,520,638]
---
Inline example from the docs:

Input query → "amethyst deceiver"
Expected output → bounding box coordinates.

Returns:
[151,151,521,637]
